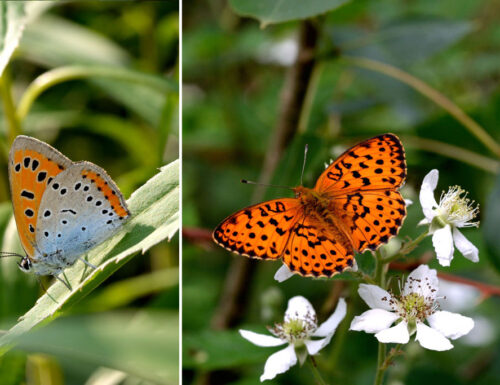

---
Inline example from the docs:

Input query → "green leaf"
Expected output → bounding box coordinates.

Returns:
[183,329,270,370]
[15,311,178,385]
[0,1,54,77]
[229,0,350,26]
[337,19,473,67]
[0,160,179,351]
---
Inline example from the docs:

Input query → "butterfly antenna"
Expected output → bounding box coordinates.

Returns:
[0,252,24,259]
[300,144,308,186]
[241,179,293,191]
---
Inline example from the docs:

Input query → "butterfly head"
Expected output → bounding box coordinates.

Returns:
[18,256,33,273]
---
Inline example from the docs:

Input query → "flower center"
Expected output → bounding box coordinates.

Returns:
[269,311,317,345]
[435,186,479,228]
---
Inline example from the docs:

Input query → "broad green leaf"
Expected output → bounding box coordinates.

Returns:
[0,160,179,351]
[230,0,350,26]
[183,329,270,370]
[15,311,178,385]
[336,19,472,67]
[0,1,54,77]
[21,14,171,126]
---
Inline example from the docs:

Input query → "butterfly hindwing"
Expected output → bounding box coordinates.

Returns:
[315,134,406,196]
[213,198,302,260]
[35,162,131,264]
[282,216,355,277]
[8,136,72,257]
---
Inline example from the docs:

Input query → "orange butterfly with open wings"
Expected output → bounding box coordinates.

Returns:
[213,133,407,278]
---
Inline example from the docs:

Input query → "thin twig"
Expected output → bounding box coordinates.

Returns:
[210,20,320,331]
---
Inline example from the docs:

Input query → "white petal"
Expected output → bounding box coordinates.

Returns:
[314,298,346,337]
[418,217,431,226]
[405,198,413,206]
[260,344,297,382]
[419,169,439,219]
[404,265,439,300]
[285,296,316,323]
[452,227,479,263]
[239,330,286,347]
[358,284,393,311]
[427,311,474,339]
[350,259,359,272]
[375,320,410,344]
[415,322,453,351]
[432,225,454,267]
[304,337,329,355]
[350,309,400,333]
[274,264,294,282]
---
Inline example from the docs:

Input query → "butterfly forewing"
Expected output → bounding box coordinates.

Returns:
[213,198,302,260]
[332,189,406,252]
[8,136,72,257]
[315,134,406,196]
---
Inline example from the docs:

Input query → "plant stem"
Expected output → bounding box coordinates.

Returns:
[0,71,21,144]
[17,65,175,122]
[374,342,387,385]
[309,356,328,385]
[382,230,429,264]
[342,55,500,157]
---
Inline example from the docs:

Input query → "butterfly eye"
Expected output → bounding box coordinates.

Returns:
[18,257,32,272]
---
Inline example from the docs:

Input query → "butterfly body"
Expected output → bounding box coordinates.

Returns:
[213,133,407,278]
[8,136,130,277]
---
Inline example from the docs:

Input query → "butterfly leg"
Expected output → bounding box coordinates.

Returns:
[53,273,72,291]
[78,256,97,270]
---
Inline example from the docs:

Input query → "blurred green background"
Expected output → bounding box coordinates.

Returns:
[0,1,179,385]
[183,0,500,384]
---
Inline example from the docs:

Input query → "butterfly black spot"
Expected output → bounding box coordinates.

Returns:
[232,231,238,236]
[249,232,256,239]
[97,187,102,191]
[347,259,354,267]
[379,235,388,243]
[375,168,383,174]
[245,223,251,229]
[104,195,109,200]
[276,227,285,236]
[102,209,108,214]
[31,159,39,171]
[330,249,337,255]
[390,227,398,235]
[29,224,34,233]
[335,266,343,272]
[352,171,361,178]
[81,227,86,231]
[376,205,383,211]
[14,163,21,172]
[111,190,116,195]
[106,220,112,224]
[21,190,34,200]
[24,209,34,217]
[82,175,87,179]
[299,267,307,275]
[23,157,31,168]
[44,210,51,217]
[75,182,81,190]
[376,159,384,165]
[52,183,59,190]
[90,179,95,184]
[60,188,67,195]
[83,186,90,192]
[44,231,49,237]
[47,177,53,185]
[62,220,67,225]
[58,165,64,170]
[361,177,370,186]
[96,201,102,206]
[58,233,62,238]
[364,226,371,232]
[261,234,268,240]
[87,196,93,202]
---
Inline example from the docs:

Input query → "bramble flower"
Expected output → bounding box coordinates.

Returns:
[350,265,474,351]
[419,169,479,266]
[240,296,346,381]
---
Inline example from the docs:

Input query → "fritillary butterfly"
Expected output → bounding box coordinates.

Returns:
[213,133,407,278]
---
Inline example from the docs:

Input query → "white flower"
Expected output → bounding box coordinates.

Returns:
[350,265,474,351]
[240,296,346,381]
[419,169,479,266]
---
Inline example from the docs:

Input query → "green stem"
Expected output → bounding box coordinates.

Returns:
[0,71,21,144]
[342,55,500,157]
[17,65,176,121]
[309,356,328,385]
[382,230,429,264]
[374,342,387,385]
